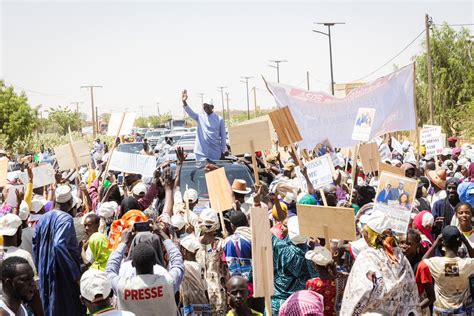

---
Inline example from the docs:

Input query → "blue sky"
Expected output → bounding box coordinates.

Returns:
[1,1,472,119]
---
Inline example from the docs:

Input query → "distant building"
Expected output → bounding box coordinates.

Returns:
[334,81,366,98]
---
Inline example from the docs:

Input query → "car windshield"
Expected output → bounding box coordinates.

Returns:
[180,162,254,199]
[117,143,144,154]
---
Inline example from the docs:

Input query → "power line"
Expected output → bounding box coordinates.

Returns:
[355,28,425,81]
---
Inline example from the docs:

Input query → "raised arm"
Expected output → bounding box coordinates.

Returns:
[105,229,133,291]
[182,89,198,121]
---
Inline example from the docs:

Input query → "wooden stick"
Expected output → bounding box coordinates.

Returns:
[348,144,360,205]
[217,198,228,237]
[250,140,260,187]
[67,127,82,184]
[323,224,330,250]
[284,129,303,168]
[261,246,272,316]
[103,113,126,178]
[320,188,328,206]
[413,63,421,169]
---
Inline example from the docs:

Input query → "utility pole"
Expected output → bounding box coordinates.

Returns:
[241,77,253,120]
[313,22,345,95]
[217,86,227,121]
[197,93,204,105]
[425,14,434,124]
[156,102,160,117]
[268,60,287,83]
[95,106,99,134]
[81,85,102,139]
[70,101,83,113]
[225,92,230,121]
[253,87,258,116]
[306,71,310,90]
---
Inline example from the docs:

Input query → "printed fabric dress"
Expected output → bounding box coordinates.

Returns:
[196,238,229,316]
[306,277,337,316]
[340,247,421,316]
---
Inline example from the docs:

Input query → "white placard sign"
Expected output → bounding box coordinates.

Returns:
[425,137,444,156]
[18,164,56,189]
[373,203,411,235]
[391,137,404,155]
[107,112,137,136]
[352,108,376,142]
[294,154,335,191]
[378,143,391,161]
[108,151,157,176]
[420,125,441,145]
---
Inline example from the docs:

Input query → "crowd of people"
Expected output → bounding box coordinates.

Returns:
[0,94,473,316]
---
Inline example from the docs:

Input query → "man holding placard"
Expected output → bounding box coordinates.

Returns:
[182,89,228,161]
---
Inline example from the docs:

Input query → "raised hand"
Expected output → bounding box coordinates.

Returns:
[182,89,188,104]
[176,146,187,164]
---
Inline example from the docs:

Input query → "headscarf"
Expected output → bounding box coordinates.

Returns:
[88,232,111,271]
[297,194,317,205]
[412,211,434,243]
[278,290,324,316]
[364,211,398,263]
[469,162,474,182]
[272,202,288,221]
[119,196,141,218]
[127,232,165,268]
[198,208,220,233]
[108,210,148,250]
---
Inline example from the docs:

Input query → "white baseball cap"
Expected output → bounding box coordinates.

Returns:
[98,201,118,219]
[19,201,30,221]
[180,234,201,253]
[0,213,22,236]
[132,182,147,196]
[183,188,198,203]
[31,199,45,214]
[80,269,112,303]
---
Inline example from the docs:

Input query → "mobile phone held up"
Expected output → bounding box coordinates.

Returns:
[117,174,124,185]
[134,220,152,232]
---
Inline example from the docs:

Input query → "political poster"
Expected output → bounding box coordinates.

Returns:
[373,203,412,235]
[294,154,335,191]
[266,65,416,148]
[352,108,376,142]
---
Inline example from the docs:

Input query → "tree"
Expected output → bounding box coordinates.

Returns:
[0,81,38,148]
[415,24,473,136]
[47,106,82,135]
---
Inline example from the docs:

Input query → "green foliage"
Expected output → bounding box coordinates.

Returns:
[415,24,473,136]
[47,106,82,135]
[134,112,173,128]
[0,81,38,149]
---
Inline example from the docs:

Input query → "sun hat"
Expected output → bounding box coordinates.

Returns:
[427,169,447,190]
[231,179,251,195]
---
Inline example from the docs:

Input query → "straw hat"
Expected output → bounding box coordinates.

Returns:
[231,179,251,195]
[427,169,447,189]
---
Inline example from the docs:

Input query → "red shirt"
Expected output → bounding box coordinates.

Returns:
[306,277,336,316]
[415,260,433,294]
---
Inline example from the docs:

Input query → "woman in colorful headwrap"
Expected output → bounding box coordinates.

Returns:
[195,208,229,315]
[341,211,421,315]
[412,210,434,255]
[82,232,111,271]
[457,162,474,207]
[270,194,289,240]
[278,290,324,316]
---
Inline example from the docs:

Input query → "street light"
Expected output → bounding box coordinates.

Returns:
[240,77,253,120]
[313,22,345,95]
[268,60,287,83]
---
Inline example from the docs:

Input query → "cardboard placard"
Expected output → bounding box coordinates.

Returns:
[229,121,272,155]
[18,164,56,189]
[358,142,381,173]
[108,151,157,177]
[351,107,376,142]
[107,112,137,136]
[250,207,274,314]
[0,157,8,187]
[54,140,91,171]
[268,106,302,146]
[297,205,357,241]
[204,167,233,213]
[294,154,335,191]
[420,125,441,144]
[378,162,405,177]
